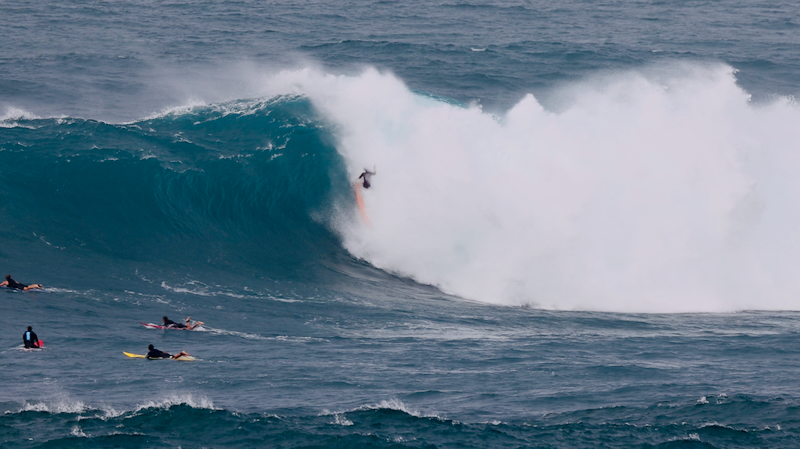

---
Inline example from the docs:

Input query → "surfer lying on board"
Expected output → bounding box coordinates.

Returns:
[23,326,40,348]
[147,344,190,359]
[162,316,204,330]
[1,274,42,291]
[358,167,376,189]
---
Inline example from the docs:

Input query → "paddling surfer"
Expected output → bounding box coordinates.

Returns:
[162,316,204,330]
[146,344,190,359]
[1,274,42,291]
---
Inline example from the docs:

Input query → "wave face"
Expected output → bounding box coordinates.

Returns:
[4,65,800,312]
[0,97,352,282]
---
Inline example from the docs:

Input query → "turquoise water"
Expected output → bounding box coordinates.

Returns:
[2,1,800,447]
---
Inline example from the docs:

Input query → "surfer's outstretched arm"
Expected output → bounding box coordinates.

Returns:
[358,168,375,189]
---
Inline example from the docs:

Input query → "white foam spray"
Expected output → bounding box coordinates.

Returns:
[265,64,800,313]
[0,106,41,128]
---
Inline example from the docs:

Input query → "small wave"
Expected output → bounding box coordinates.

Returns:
[131,394,216,414]
[699,421,728,429]
[358,398,445,420]
[14,394,215,420]
[136,100,208,122]
[471,47,486,52]
[0,121,33,129]
[1,106,41,122]
[17,399,120,420]
[20,399,92,415]
[319,398,451,425]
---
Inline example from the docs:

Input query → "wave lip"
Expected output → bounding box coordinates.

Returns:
[19,399,93,415]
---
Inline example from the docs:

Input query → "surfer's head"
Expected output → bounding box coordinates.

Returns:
[148,344,154,350]
[162,316,168,322]
[27,326,32,331]
[5,275,10,281]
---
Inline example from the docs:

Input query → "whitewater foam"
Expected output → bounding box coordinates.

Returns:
[1,106,40,122]
[264,64,800,313]
[360,398,444,420]
[0,107,41,129]
[20,399,90,415]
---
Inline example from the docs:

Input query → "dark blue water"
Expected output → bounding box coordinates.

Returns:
[3,1,800,447]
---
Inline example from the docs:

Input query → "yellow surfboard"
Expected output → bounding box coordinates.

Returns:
[354,182,371,226]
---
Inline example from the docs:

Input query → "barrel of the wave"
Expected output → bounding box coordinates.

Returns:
[354,182,371,226]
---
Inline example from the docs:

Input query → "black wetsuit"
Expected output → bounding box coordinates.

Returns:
[146,348,172,359]
[163,319,186,329]
[359,171,374,189]
[7,278,28,290]
[23,330,39,348]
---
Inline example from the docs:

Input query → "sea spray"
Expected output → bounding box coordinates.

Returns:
[272,65,800,312]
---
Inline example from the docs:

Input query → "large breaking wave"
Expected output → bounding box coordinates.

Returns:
[3,63,800,312]
[281,64,800,312]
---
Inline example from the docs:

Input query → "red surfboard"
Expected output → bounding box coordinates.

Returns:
[354,182,371,226]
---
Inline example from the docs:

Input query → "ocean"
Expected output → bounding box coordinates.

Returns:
[2,0,800,447]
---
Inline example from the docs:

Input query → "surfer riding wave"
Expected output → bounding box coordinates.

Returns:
[358,167,376,189]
